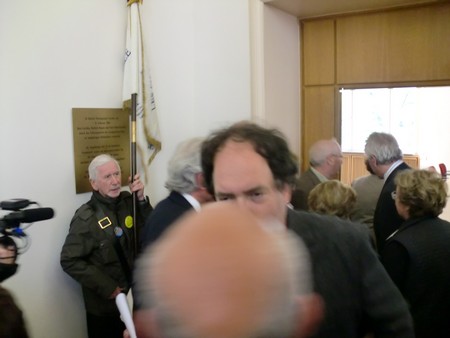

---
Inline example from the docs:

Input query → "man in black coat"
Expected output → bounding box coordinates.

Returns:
[140,137,213,250]
[199,122,414,338]
[364,132,410,252]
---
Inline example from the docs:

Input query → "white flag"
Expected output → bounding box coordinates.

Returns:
[123,0,161,184]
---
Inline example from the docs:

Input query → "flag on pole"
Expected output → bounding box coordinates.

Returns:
[123,0,161,184]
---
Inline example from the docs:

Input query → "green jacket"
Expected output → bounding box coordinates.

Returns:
[60,191,152,315]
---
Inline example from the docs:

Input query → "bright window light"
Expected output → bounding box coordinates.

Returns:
[341,86,450,155]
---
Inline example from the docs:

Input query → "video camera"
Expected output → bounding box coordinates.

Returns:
[0,199,54,282]
[0,198,54,238]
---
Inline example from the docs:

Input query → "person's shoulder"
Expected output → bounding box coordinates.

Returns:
[295,169,318,189]
[352,174,379,186]
[400,217,450,235]
[118,191,132,201]
[436,217,450,228]
[153,192,187,209]
[288,210,369,241]
[352,174,384,193]
[297,168,314,180]
[72,203,95,222]
[147,194,192,221]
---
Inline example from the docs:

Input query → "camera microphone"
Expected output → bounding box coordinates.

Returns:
[0,198,35,210]
[1,208,55,227]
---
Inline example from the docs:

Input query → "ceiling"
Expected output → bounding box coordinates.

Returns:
[263,0,443,18]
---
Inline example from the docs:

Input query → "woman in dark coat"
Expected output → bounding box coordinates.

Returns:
[381,169,450,338]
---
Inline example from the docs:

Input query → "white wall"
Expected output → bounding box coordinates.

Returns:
[0,0,252,337]
[263,5,300,155]
[248,1,300,156]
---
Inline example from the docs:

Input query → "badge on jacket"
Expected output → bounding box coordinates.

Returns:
[98,216,112,229]
[125,215,133,228]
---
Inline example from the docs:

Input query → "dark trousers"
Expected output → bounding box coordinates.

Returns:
[86,312,126,338]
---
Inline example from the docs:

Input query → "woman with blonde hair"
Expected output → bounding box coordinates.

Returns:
[307,180,357,219]
[381,169,450,338]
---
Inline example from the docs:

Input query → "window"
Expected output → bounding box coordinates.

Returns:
[341,86,450,169]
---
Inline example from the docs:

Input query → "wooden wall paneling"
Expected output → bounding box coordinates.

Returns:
[341,153,420,184]
[336,4,450,84]
[336,13,387,84]
[340,154,352,184]
[404,155,420,169]
[413,5,450,81]
[302,19,335,85]
[300,4,441,177]
[351,153,370,180]
[341,153,370,184]
[302,86,335,171]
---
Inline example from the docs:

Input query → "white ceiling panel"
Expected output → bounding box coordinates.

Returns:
[264,0,443,18]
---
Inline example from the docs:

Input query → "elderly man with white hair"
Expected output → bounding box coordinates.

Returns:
[291,138,343,210]
[61,154,152,338]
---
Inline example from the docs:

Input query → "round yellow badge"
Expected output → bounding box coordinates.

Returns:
[125,216,133,228]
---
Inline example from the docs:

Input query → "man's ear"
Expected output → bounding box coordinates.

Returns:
[369,156,378,166]
[90,179,98,191]
[133,309,161,338]
[282,183,292,204]
[195,172,206,188]
[292,293,324,338]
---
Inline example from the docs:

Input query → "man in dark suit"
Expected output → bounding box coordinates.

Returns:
[200,122,414,338]
[291,138,343,210]
[364,132,410,253]
[139,137,213,250]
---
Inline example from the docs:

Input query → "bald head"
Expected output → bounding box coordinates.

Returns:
[309,139,342,179]
[135,202,317,338]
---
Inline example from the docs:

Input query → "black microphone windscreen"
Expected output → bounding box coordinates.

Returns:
[19,208,55,223]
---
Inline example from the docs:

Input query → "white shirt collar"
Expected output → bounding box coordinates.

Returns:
[311,167,328,182]
[182,193,201,212]
[384,160,404,180]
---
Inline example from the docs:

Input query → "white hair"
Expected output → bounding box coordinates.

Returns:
[165,138,204,193]
[88,154,120,181]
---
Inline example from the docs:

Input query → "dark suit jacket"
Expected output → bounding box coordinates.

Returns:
[287,209,414,338]
[140,191,193,251]
[381,216,450,338]
[373,162,410,252]
[291,168,321,210]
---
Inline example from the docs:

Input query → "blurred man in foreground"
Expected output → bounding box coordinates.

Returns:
[200,122,413,338]
[133,202,323,338]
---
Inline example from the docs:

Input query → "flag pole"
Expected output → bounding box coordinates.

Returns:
[127,0,141,259]
[125,0,159,259]
[131,92,138,259]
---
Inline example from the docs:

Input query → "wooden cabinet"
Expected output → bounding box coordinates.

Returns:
[341,153,420,185]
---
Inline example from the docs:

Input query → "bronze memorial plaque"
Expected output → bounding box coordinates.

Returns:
[72,108,130,194]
